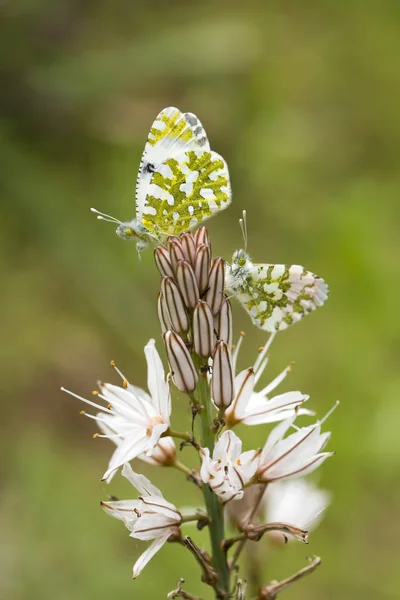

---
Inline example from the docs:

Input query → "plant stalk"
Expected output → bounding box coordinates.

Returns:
[193,355,230,598]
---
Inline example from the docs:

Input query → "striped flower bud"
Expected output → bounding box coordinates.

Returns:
[180,232,196,267]
[194,226,210,249]
[161,277,189,334]
[216,297,233,347]
[211,341,234,409]
[194,244,211,295]
[176,260,200,310]
[154,247,175,279]
[164,330,198,393]
[157,292,172,334]
[168,238,186,272]
[193,301,215,358]
[205,257,225,315]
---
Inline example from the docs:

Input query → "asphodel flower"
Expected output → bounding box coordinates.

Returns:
[101,463,182,578]
[265,479,331,536]
[62,339,171,481]
[200,430,260,502]
[225,332,312,427]
[256,407,336,483]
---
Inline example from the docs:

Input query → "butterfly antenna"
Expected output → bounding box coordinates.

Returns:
[90,207,122,225]
[239,209,248,252]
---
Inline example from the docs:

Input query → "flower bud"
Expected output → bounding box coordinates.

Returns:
[205,257,225,315]
[176,260,200,310]
[194,226,210,249]
[211,341,234,409]
[180,232,196,266]
[168,237,185,272]
[216,296,232,347]
[139,437,177,467]
[164,330,198,393]
[154,246,174,279]
[161,277,189,334]
[157,292,172,334]
[194,244,211,295]
[193,301,215,358]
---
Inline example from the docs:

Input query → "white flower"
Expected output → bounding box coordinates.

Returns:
[256,409,335,483]
[225,333,313,427]
[265,479,331,534]
[200,430,260,502]
[62,339,171,481]
[101,463,182,578]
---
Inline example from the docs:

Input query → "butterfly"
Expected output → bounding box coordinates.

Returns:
[92,107,231,251]
[225,249,328,332]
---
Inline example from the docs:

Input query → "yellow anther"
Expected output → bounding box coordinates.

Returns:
[240,330,246,336]
[79,410,86,415]
[93,433,99,439]
[110,360,116,368]
[258,346,264,353]
[123,379,128,389]
[92,390,99,396]
[107,404,112,410]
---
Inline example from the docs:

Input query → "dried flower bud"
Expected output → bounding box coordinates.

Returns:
[168,238,186,272]
[194,244,211,295]
[211,341,234,409]
[164,330,198,393]
[194,226,210,249]
[193,301,215,358]
[161,277,189,334]
[205,257,225,315]
[139,437,177,467]
[180,232,196,266]
[176,260,200,310]
[157,292,172,334]
[216,297,233,347]
[154,247,175,279]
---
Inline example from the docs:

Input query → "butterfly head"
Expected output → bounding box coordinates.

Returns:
[227,249,253,291]
[91,209,150,252]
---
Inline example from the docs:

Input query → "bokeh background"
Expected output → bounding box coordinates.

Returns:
[2,1,400,598]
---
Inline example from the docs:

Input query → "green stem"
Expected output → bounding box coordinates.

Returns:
[193,355,230,598]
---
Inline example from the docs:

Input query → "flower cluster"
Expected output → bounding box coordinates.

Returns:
[65,107,334,599]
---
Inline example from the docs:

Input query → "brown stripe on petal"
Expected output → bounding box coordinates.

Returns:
[154,247,174,279]
[157,292,172,334]
[193,301,215,358]
[161,277,189,334]
[212,341,234,409]
[180,232,196,266]
[216,296,233,347]
[205,258,225,315]
[164,331,198,393]
[194,244,211,295]
[168,238,186,272]
[176,260,200,310]
[194,226,210,250]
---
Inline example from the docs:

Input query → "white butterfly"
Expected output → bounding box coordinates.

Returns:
[225,214,328,331]
[92,107,231,251]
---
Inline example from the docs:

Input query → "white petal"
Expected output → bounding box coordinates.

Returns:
[139,495,181,521]
[121,463,163,497]
[268,452,333,481]
[242,391,308,426]
[261,416,296,458]
[100,383,152,423]
[200,448,212,483]
[133,514,177,540]
[145,339,170,417]
[102,434,150,481]
[226,368,255,421]
[101,499,140,526]
[213,430,242,462]
[132,531,171,578]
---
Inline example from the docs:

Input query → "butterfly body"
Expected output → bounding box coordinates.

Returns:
[226,250,328,332]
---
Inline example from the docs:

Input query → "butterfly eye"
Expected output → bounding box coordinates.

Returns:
[238,256,247,267]
[144,162,155,174]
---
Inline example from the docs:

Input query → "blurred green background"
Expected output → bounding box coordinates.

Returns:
[2,1,400,598]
